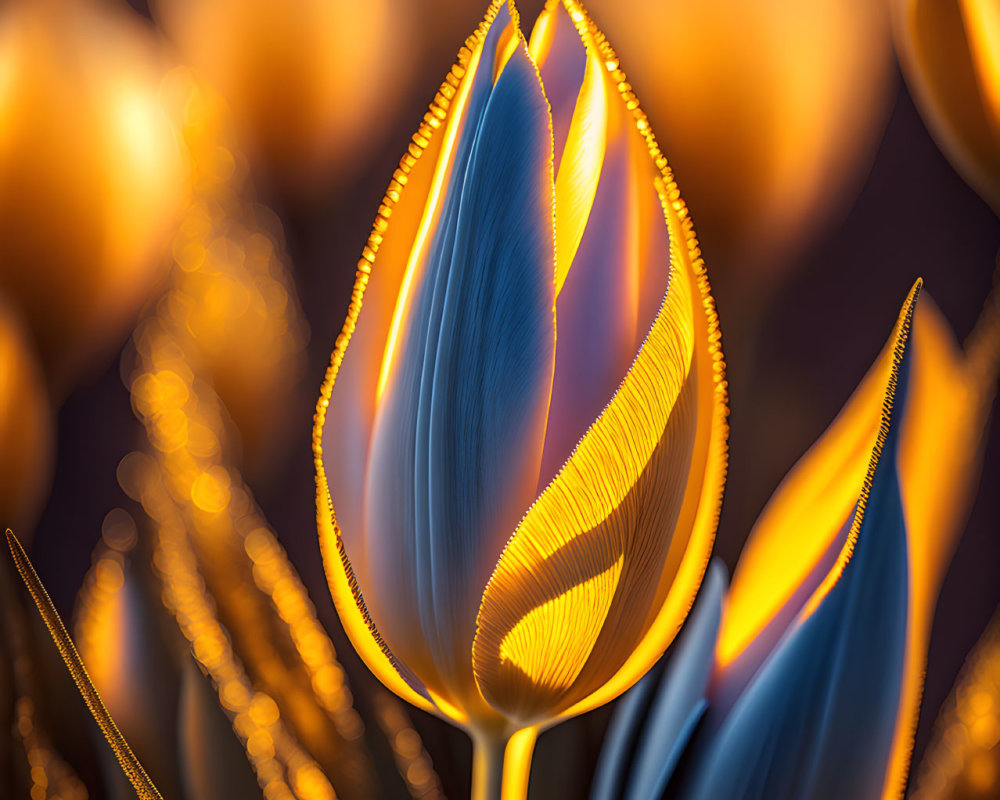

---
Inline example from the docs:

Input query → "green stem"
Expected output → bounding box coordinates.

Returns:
[471,726,539,800]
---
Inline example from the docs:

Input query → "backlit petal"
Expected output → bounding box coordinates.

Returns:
[884,293,998,797]
[472,0,728,727]
[363,24,555,721]
[529,2,671,487]
[679,284,920,800]
[314,0,535,718]
[715,284,997,798]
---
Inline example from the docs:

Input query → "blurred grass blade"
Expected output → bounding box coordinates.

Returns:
[5,528,164,800]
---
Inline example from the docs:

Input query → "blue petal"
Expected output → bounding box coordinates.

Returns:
[677,359,912,800]
[591,560,726,800]
[364,19,556,699]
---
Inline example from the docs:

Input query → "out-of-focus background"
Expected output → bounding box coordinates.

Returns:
[1,0,998,798]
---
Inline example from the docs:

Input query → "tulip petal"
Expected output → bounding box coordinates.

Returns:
[882,293,998,796]
[527,0,586,167]
[714,284,997,798]
[679,287,920,800]
[362,13,557,712]
[590,560,725,800]
[315,0,523,714]
[548,14,608,299]
[472,3,728,725]
[716,316,898,673]
[530,2,672,487]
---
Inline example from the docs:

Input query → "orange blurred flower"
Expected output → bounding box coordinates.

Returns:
[0,0,184,391]
[152,0,418,192]
[893,0,1000,214]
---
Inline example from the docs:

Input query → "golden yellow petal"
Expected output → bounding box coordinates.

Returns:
[472,0,728,726]
[545,7,608,297]
[716,339,894,669]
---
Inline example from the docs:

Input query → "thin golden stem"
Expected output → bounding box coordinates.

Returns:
[501,727,539,800]
[471,732,506,800]
[470,726,539,800]
[5,529,163,800]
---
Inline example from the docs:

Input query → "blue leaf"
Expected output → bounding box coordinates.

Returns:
[677,358,912,800]
[592,560,726,800]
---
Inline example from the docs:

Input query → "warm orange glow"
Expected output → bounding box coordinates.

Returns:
[585,0,895,289]
[151,0,417,188]
[0,302,53,537]
[0,0,184,389]
[894,0,1000,212]
[372,690,446,799]
[911,613,1000,800]
[960,0,1000,138]
[108,68,435,799]
[11,696,88,800]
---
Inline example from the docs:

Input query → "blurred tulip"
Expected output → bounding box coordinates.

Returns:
[71,508,266,800]
[0,0,184,393]
[0,301,53,537]
[584,0,896,313]
[151,0,417,193]
[315,1,728,795]
[910,608,1000,800]
[892,0,1000,214]
[5,529,164,800]
[593,281,999,800]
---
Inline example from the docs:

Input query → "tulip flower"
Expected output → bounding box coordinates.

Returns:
[152,0,419,192]
[314,0,728,796]
[592,282,1000,800]
[892,0,1000,214]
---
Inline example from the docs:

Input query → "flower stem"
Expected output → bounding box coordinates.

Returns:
[471,726,539,800]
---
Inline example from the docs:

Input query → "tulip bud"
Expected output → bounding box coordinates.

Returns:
[315,1,728,794]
